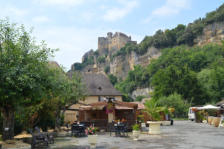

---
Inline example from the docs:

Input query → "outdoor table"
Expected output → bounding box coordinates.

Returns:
[114,123,127,137]
[71,124,86,137]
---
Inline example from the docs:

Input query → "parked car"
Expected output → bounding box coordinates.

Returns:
[188,107,196,121]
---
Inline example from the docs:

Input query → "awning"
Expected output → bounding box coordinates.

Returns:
[79,101,138,111]
[197,105,220,110]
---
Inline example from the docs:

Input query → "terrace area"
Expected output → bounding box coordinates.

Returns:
[3,120,224,149]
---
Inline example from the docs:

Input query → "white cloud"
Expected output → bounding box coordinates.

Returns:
[144,0,191,23]
[103,0,138,22]
[32,26,109,70]
[81,11,96,22]
[0,6,28,18]
[32,16,50,23]
[34,0,84,6]
[32,26,142,70]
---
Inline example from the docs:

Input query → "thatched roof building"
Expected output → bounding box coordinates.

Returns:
[82,72,122,96]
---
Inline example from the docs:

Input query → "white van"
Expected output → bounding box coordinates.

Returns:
[188,107,196,121]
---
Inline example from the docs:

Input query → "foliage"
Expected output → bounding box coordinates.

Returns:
[195,111,204,123]
[108,74,117,85]
[73,56,94,71]
[115,65,150,96]
[132,124,140,131]
[97,56,106,63]
[151,65,206,105]
[111,3,224,58]
[135,96,146,102]
[144,99,167,121]
[85,125,97,135]
[0,19,57,140]
[156,93,190,118]
[197,66,224,103]
[204,4,224,24]
[0,19,86,139]
[137,115,144,123]
[104,66,110,74]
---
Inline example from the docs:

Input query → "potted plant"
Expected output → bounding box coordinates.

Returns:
[144,99,165,134]
[132,124,140,140]
[86,125,97,148]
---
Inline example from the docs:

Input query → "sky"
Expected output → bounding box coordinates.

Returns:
[0,0,223,70]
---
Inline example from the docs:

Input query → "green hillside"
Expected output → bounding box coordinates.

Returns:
[114,3,224,106]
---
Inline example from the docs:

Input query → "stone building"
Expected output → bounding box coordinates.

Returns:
[98,32,137,55]
[64,72,123,123]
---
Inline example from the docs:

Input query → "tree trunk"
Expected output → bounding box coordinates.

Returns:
[55,109,62,131]
[1,107,14,140]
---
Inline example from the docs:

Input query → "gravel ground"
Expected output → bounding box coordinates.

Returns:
[4,121,224,149]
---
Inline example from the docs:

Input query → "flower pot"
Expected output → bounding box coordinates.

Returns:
[132,130,140,141]
[147,121,161,135]
[208,116,213,125]
[212,117,221,127]
[161,121,170,126]
[88,135,97,148]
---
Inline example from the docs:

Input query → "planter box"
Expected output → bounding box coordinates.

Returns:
[208,116,213,125]
[161,121,171,126]
[212,117,221,127]
[132,130,140,141]
[88,135,97,148]
[147,121,162,135]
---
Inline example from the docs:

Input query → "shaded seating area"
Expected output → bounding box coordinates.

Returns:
[78,100,138,131]
[114,122,128,137]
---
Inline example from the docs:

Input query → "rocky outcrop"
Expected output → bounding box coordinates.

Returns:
[195,22,224,45]
[109,47,160,79]
[131,87,152,99]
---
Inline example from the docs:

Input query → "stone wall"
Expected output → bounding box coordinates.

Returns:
[98,32,135,56]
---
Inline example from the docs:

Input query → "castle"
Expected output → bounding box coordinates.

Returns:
[98,32,137,55]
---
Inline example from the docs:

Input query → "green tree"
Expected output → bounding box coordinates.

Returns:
[0,19,54,140]
[197,67,224,103]
[157,93,190,117]
[152,65,206,105]
[108,74,118,85]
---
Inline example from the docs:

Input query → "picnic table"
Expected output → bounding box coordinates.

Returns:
[71,124,86,137]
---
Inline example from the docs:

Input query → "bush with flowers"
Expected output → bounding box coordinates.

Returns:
[85,125,97,135]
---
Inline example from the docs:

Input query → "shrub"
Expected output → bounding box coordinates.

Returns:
[156,93,190,118]
[104,66,110,74]
[132,124,140,131]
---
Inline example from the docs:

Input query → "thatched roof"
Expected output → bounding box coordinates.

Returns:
[48,61,60,68]
[82,72,122,96]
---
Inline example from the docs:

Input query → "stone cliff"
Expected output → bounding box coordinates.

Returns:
[195,22,224,45]
[70,32,160,80]
[69,22,224,80]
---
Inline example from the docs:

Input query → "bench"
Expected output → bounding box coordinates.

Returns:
[31,132,54,149]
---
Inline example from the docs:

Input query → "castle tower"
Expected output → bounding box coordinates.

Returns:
[107,32,113,39]
[98,32,137,55]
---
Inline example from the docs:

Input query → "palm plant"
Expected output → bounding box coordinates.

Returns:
[144,99,168,121]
